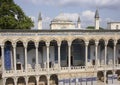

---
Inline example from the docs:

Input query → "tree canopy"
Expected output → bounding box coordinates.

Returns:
[0,0,34,29]
[86,26,104,30]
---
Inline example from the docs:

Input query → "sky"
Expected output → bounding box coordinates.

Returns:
[14,0,120,29]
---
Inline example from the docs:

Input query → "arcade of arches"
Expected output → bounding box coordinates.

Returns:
[1,38,120,85]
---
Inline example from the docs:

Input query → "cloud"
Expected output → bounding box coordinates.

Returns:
[81,10,94,21]
[26,0,120,9]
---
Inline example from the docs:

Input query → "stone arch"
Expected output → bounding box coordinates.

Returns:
[61,40,68,67]
[107,39,114,65]
[60,38,69,43]
[50,39,59,45]
[38,38,48,43]
[16,40,24,46]
[38,40,47,47]
[16,41,24,70]
[14,38,24,44]
[27,40,36,69]
[39,75,47,85]
[99,39,105,44]
[88,38,97,43]
[88,39,96,65]
[2,39,13,45]
[17,77,25,85]
[97,71,104,82]
[98,39,105,65]
[107,37,115,42]
[28,76,36,85]
[26,38,36,45]
[6,77,14,85]
[49,40,58,67]
[71,37,86,43]
[98,37,107,42]
[4,41,13,70]
[27,38,36,44]
[38,40,46,68]
[108,39,114,43]
[49,38,60,44]
[71,38,85,66]
[89,39,96,44]
[50,74,58,85]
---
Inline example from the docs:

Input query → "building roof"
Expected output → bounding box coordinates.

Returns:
[52,13,72,22]
[38,12,42,21]
[95,9,99,18]
[77,15,81,22]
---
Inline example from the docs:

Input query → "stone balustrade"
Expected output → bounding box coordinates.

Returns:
[2,64,120,77]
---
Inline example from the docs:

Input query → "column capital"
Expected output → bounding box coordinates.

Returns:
[105,41,108,46]
[0,44,4,48]
[35,42,39,48]
[114,40,117,46]
[25,76,28,81]
[12,43,16,48]
[58,42,61,47]
[14,76,18,80]
[47,75,50,79]
[46,42,50,47]
[68,41,71,46]
[23,42,27,48]
[14,77,18,84]
[95,41,99,46]
[36,76,39,82]
[85,41,89,46]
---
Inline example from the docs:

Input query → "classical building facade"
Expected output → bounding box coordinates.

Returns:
[1,10,120,85]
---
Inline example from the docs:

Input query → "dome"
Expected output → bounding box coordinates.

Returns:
[52,13,72,22]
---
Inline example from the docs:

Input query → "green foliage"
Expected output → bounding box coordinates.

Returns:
[86,26,104,30]
[0,0,34,29]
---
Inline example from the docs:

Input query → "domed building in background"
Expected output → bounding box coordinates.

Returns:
[0,10,120,85]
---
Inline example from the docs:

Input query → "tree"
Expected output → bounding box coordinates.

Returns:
[86,26,104,30]
[0,0,34,29]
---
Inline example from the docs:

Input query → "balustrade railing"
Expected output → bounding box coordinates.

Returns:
[3,64,120,77]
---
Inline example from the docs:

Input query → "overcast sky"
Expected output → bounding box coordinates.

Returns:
[14,0,120,29]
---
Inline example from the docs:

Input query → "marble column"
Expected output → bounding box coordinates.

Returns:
[13,43,16,73]
[85,42,89,66]
[113,41,117,69]
[1,44,5,71]
[105,41,108,66]
[36,76,39,85]
[24,43,28,72]
[58,42,61,70]
[47,75,50,85]
[3,78,6,85]
[95,41,99,68]
[104,70,107,85]
[68,42,71,70]
[14,77,18,85]
[25,77,28,85]
[35,42,39,66]
[46,42,50,72]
